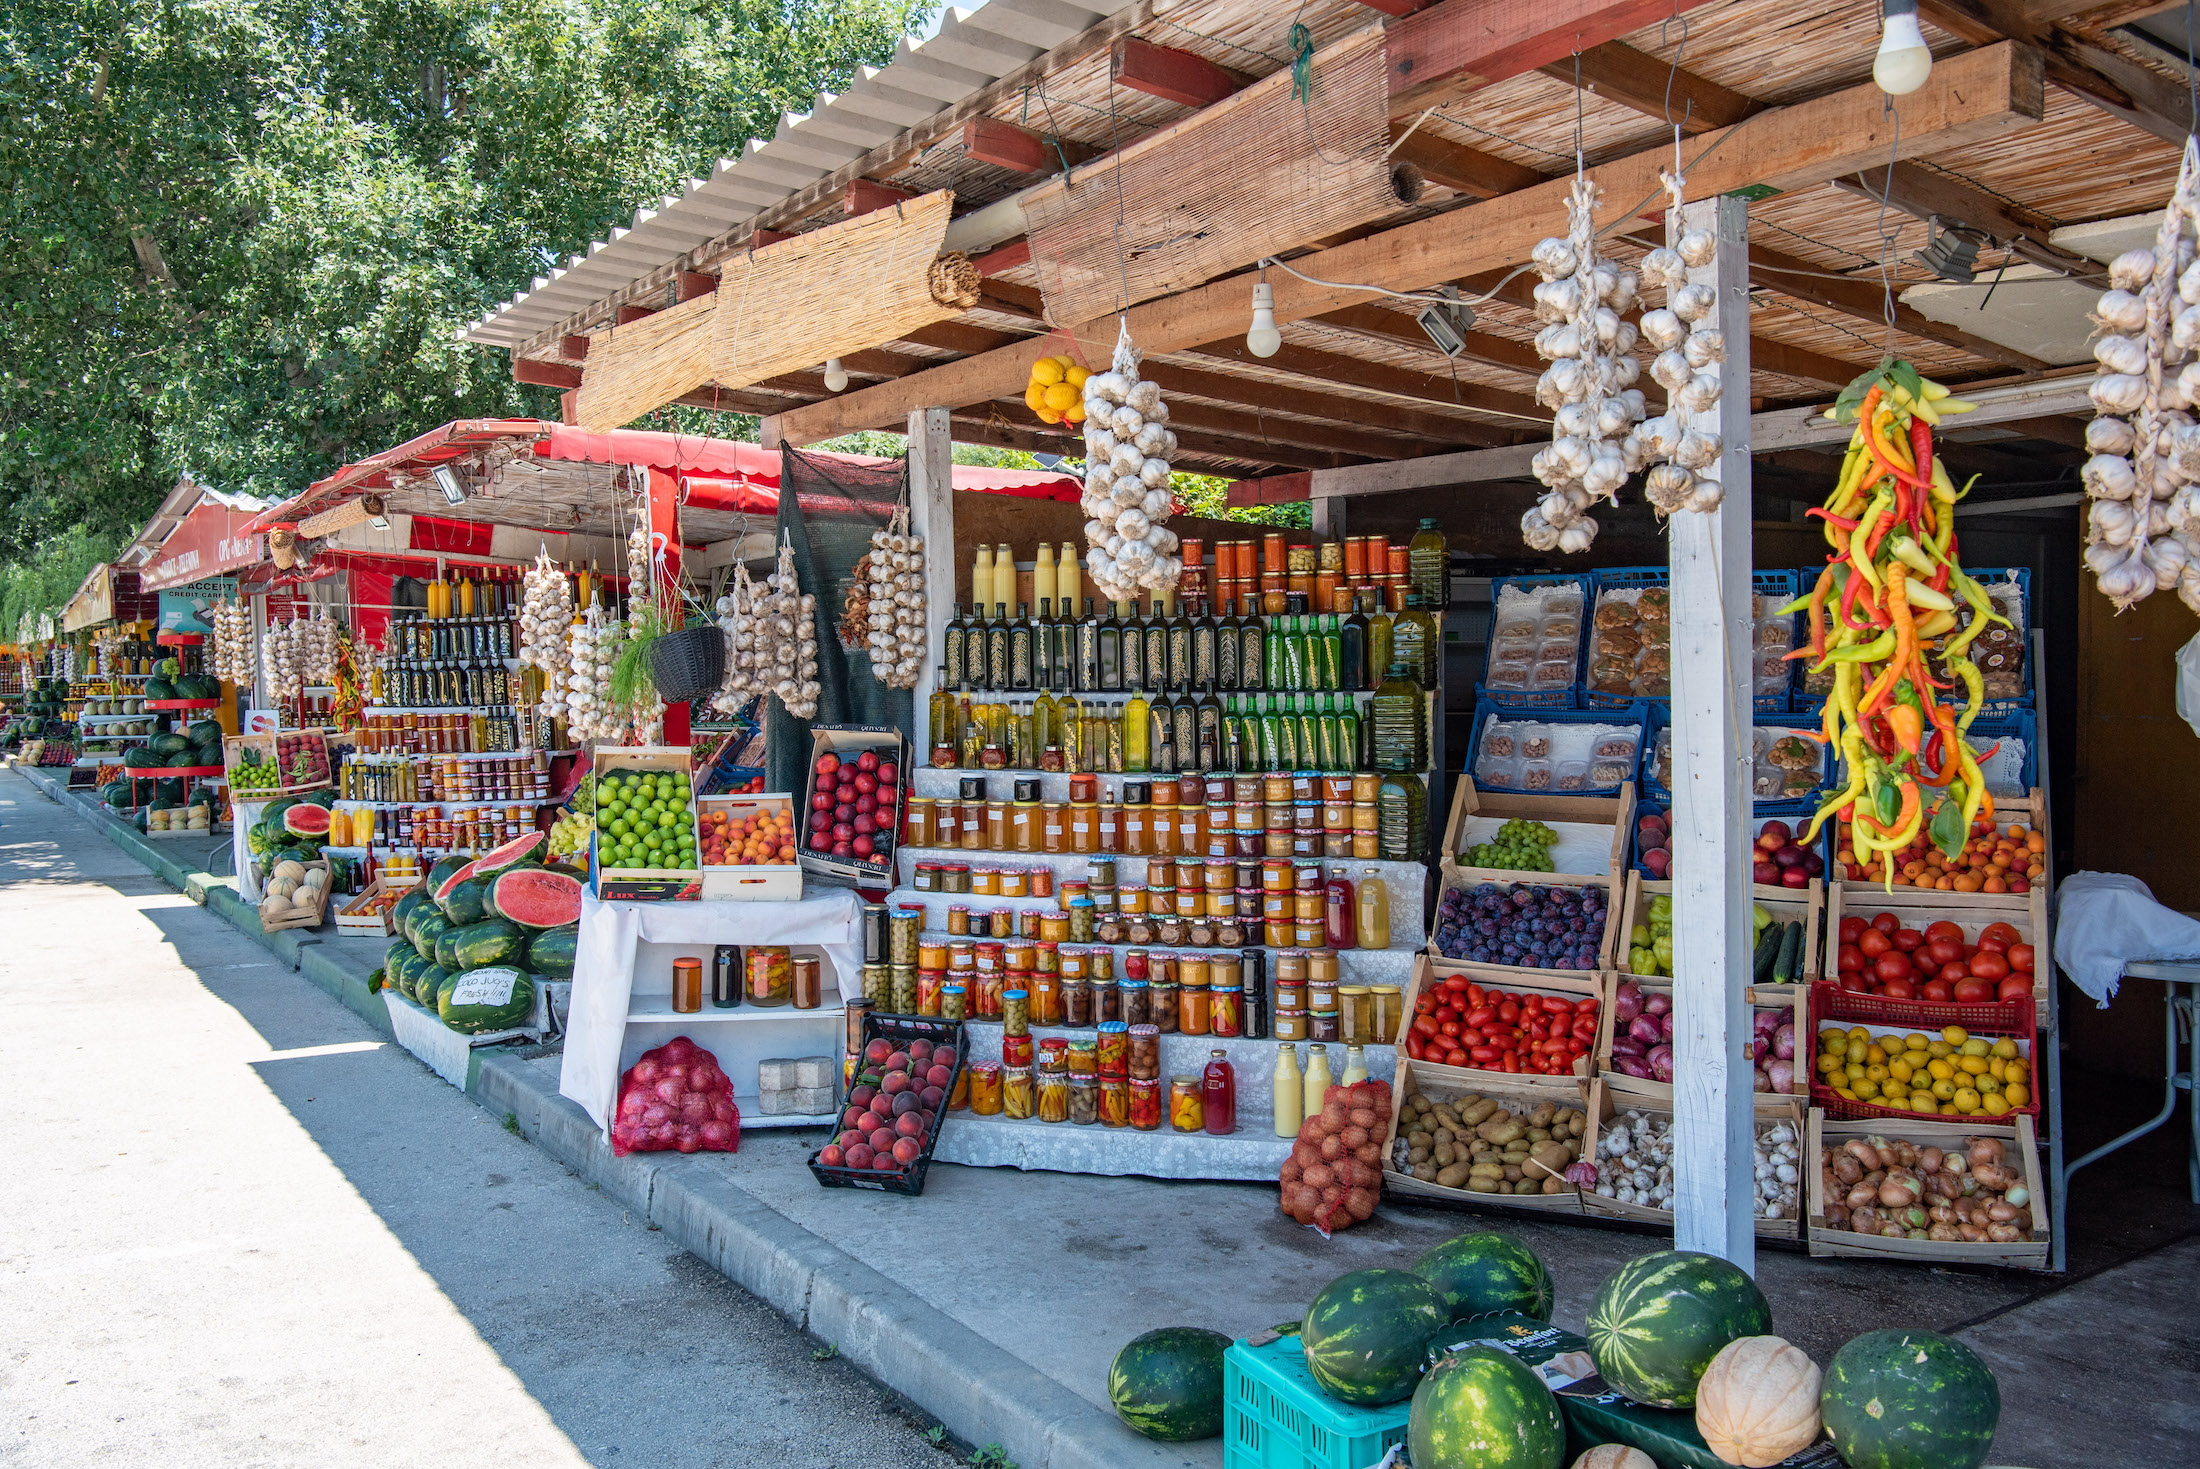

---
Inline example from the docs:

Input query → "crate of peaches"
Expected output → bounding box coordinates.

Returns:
[697,794,805,902]
[1834,810,2046,894]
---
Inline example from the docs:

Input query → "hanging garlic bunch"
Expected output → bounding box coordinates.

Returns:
[712,561,762,714]
[759,534,821,717]
[261,619,303,699]
[518,553,574,715]
[297,613,340,686]
[561,604,619,741]
[2085,136,2200,613]
[627,513,654,601]
[1080,321,1183,601]
[864,503,925,688]
[1523,175,1647,554]
[210,599,256,685]
[1636,174,1729,518]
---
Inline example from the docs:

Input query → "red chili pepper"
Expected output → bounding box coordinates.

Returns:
[1908,418,1935,529]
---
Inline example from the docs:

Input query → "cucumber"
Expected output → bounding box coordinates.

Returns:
[1751,923,1782,983]
[1772,920,1804,983]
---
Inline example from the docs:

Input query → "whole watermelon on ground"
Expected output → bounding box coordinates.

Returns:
[439,965,537,1033]
[1585,1250,1774,1409]
[1300,1269,1450,1406]
[527,923,578,978]
[1107,1327,1230,1442]
[411,909,453,964]
[488,865,583,929]
[1820,1330,1999,1469]
[1413,1233,1556,1322]
[1407,1345,1565,1469]
[438,874,495,927]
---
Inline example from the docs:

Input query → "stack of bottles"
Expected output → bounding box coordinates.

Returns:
[903,770,1426,865]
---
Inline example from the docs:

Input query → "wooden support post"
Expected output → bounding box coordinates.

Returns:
[1666,195,1755,1270]
[907,408,955,755]
[646,466,690,745]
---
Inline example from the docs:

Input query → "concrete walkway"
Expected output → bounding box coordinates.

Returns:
[15,761,2198,1469]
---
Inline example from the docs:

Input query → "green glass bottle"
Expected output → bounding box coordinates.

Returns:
[1239,603,1265,692]
[1273,694,1300,770]
[1256,695,1283,771]
[1316,614,1343,691]
[1335,693,1364,772]
[1371,661,1427,773]
[1337,600,1367,693]
[1295,693,1323,771]
[1363,588,1394,693]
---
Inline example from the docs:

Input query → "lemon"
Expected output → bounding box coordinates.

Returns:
[1848,1026,1871,1046]
[1037,406,1063,425]
[1942,1025,1968,1046]
[1064,363,1090,388]
[1854,1077,1881,1099]
[1024,383,1048,412]
[1987,1057,2007,1082]
[1961,1037,1990,1057]
[1932,1077,1957,1101]
[1889,1060,1914,1084]
[1865,1043,1888,1066]
[1903,1032,1932,1052]
[1902,1049,1930,1070]
[1043,381,1078,412]
[2008,1060,2030,1082]
[1941,1101,1962,1116]
[2005,1082,2029,1106]
[1822,1031,1849,1057]
[1927,1057,1954,1081]
[1958,1054,1988,1076]
[1991,1038,2018,1060]
[1031,357,1065,387]
[1978,1074,2002,1094]
[1982,1093,2013,1116]
[1064,400,1086,423]
[1817,1052,1842,1075]
[1954,1087,1981,1111]
[1927,1040,1953,1059]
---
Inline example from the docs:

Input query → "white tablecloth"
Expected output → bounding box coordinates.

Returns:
[2054,871,2200,1006]
[558,888,863,1131]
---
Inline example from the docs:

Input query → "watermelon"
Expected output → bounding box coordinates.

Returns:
[167,748,204,767]
[393,888,429,936]
[526,923,578,979]
[439,964,537,1034]
[446,918,527,971]
[187,719,223,744]
[411,909,453,964]
[434,924,465,972]
[1107,1327,1230,1442]
[283,803,333,838]
[433,858,482,906]
[1821,1330,2000,1469]
[439,874,494,927]
[100,780,131,807]
[385,941,423,999]
[1585,1250,1774,1410]
[470,829,546,877]
[154,777,184,804]
[150,732,189,756]
[1413,1233,1555,1322]
[193,740,223,767]
[414,963,452,1010]
[122,746,165,769]
[144,677,177,700]
[488,865,583,929]
[1408,1345,1565,1469]
[1301,1269,1449,1406]
[424,854,471,894]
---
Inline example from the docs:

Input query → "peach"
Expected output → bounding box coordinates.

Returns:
[892,1137,923,1165]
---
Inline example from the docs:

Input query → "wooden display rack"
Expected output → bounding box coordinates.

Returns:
[1617,873,1823,983]
[1825,880,2048,1002]
[697,792,804,901]
[1597,980,1807,1112]
[1398,953,1603,1082]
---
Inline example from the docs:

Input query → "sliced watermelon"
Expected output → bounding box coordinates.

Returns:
[470,829,546,878]
[281,802,332,838]
[433,858,482,906]
[488,865,583,930]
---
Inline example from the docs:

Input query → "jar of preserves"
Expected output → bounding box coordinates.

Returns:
[890,906,923,964]
[1150,979,1179,1033]
[904,799,935,849]
[1092,977,1120,1024]
[1309,1007,1341,1042]
[999,866,1029,898]
[1042,801,1067,852]
[1370,985,1404,1045]
[1095,1021,1130,1077]
[1274,1007,1309,1040]
[1210,983,1243,1038]
[1002,1032,1034,1068]
[1067,898,1097,943]
[968,1061,1003,1115]
[1030,865,1054,898]
[1169,1076,1205,1133]
[791,956,823,1010]
[1129,1075,1162,1130]
[913,861,942,891]
[744,947,791,1007]
[1337,985,1372,1045]
[942,863,972,894]
[1099,1077,1131,1128]
[1065,1038,1097,1077]
[1061,975,1092,1027]
[946,904,971,937]
[1121,978,1151,1026]
[917,971,945,1017]
[939,982,967,1021]
[1028,973,1061,1027]
[672,957,703,1014]
[918,939,950,970]
[1179,978,1211,1035]
[1068,1076,1100,1124]
[1127,1023,1161,1078]
[1038,912,1071,944]
[1002,1064,1035,1120]
[972,865,999,896]
[890,966,919,1014]
[1002,988,1030,1035]
[947,941,975,975]
[1037,1066,1071,1123]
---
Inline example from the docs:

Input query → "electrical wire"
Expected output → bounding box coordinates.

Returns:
[1254,253,1538,309]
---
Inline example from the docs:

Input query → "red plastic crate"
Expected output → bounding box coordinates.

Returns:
[1809,982,2038,1124]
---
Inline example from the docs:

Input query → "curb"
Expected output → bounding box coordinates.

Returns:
[10,761,1194,1469]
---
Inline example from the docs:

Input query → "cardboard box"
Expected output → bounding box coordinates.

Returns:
[223,730,332,796]
[1440,775,1633,885]
[590,745,702,901]
[1806,1110,2047,1268]
[1380,1061,1589,1215]
[697,793,804,901]
[797,725,910,888]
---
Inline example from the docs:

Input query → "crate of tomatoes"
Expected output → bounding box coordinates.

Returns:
[1399,957,1602,1079]
[1828,890,2040,1012]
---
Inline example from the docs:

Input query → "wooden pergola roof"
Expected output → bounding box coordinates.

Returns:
[481,0,2195,500]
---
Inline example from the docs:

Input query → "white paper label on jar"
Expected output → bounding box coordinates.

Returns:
[449,968,520,1008]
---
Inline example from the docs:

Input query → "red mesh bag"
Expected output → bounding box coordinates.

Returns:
[1278,1078,1390,1237]
[611,1036,742,1157]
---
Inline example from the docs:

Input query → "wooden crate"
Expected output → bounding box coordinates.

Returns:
[1830,785,2049,890]
[1826,881,2047,1001]
[1381,1061,1590,1215]
[1400,953,1604,1083]
[1806,1110,2048,1269]
[1439,776,1633,885]
[1428,870,1621,982]
[1599,979,1807,1111]
[257,858,333,931]
[1617,873,1822,983]
[1578,1084,1809,1240]
[797,724,910,886]
[591,746,703,901]
[697,793,805,901]
[334,879,406,938]
[222,730,332,798]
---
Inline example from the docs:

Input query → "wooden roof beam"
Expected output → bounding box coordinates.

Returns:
[1385,0,1720,112]
[1143,361,1506,444]
[1386,123,1544,198]
[515,357,585,390]
[1111,37,1251,109]
[1535,40,1757,131]
[844,177,917,218]
[962,117,1101,174]
[1746,242,2048,370]
[973,402,1353,471]
[774,44,2045,445]
[679,271,718,302]
[1828,166,2103,279]
[1920,0,2194,144]
[1186,338,1539,431]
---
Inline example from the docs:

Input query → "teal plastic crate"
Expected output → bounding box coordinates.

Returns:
[1225,1334,1409,1469]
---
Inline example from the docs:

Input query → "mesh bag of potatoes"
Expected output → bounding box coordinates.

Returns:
[1279,1079,1392,1234]
[1392,1090,1590,1197]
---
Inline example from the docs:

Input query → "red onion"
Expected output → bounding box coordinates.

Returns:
[1613,982,1645,1023]
[631,1060,662,1085]
[1753,1009,1780,1039]
[1612,1036,1646,1058]
[1766,1059,1795,1093]
[1629,1014,1664,1046]
[1773,1022,1795,1061]
[1649,1044,1675,1082]
[1613,1056,1653,1078]
[1752,1068,1772,1092]
[1565,1159,1600,1186]
[1643,992,1671,1019]
[654,1077,684,1106]
[1660,1013,1675,1042]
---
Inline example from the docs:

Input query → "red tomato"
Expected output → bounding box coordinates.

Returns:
[1980,921,2021,949]
[1882,977,1916,999]
[1952,976,1994,1003]
[1922,978,1955,1002]
[1870,911,1900,934]
[1859,928,1893,959]
[1406,1035,1427,1059]
[1443,1048,1467,1068]
[1839,915,1868,943]
[1924,937,1965,968]
[1837,944,1866,974]
[1497,999,1521,1024]
[2008,943,2036,973]
[1997,975,2032,1003]
[1938,961,1971,986]
[1440,1019,1462,1038]
[1873,953,1913,985]
[1924,920,1964,944]
[1839,970,1870,993]
[1575,996,1600,1014]
[1891,928,1926,953]
[1976,934,2010,956]
[1970,951,2012,982]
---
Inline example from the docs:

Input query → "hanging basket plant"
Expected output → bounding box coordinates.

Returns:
[646,621,727,705]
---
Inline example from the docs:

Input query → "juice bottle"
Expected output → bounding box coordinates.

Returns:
[1302,1044,1333,1117]
[1272,1044,1303,1137]
[1356,868,1391,949]
[1340,1044,1370,1086]
[1201,1049,1237,1135]
[1324,867,1356,949]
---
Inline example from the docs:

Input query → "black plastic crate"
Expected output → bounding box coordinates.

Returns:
[806,1011,966,1196]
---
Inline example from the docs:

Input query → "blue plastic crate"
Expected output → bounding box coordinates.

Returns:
[1225,1334,1408,1469]
[1467,702,1647,796]
[1635,705,1827,828]
[1825,708,2036,796]
[1581,567,1796,713]
[1959,566,2035,718]
[1479,572,1592,710]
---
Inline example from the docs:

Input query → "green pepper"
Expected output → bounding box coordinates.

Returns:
[1873,780,1901,827]
[1653,934,1675,968]
[1929,789,1967,860]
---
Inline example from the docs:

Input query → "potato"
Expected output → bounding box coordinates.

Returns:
[1541,1176,1568,1195]
[1529,1140,1573,1174]
[1407,1095,1432,1116]
[1502,1164,1523,1182]
[1436,1162,1472,1189]
[1408,1145,1430,1164]
[1478,1116,1524,1145]
[1413,1162,1438,1183]
[1460,1098,1499,1126]
[1527,1101,1556,1128]
[1514,1178,1541,1195]
[1526,1126,1551,1143]
[1468,1176,1506,1194]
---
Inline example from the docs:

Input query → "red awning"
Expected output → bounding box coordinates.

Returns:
[141,499,269,591]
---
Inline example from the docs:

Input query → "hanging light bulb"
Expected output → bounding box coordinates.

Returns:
[821,358,849,393]
[1874,0,1932,95]
[1245,279,1282,358]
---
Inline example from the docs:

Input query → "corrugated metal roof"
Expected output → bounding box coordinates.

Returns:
[460,0,1132,352]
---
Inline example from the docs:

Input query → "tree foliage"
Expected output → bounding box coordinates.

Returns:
[0,0,933,575]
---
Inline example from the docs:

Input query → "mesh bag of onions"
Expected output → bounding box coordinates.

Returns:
[611,1037,742,1157]
[1278,1078,1392,1235]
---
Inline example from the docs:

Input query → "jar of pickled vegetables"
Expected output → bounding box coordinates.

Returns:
[890,966,919,1014]
[1037,1066,1071,1123]
[969,1061,1003,1116]
[1169,1076,1205,1133]
[1093,977,1120,1024]
[1065,1038,1097,1077]
[1150,979,1179,1033]
[1002,1064,1035,1120]
[1129,1076,1162,1130]
[1099,1077,1131,1129]
[917,971,945,1017]
[939,983,967,1021]
[1127,1023,1161,1078]
[1210,982,1243,1038]
[1095,1021,1130,1077]
[1030,974,1061,1026]
[1068,1076,1100,1125]
[1121,978,1151,1026]
[1002,988,1030,1036]
[1002,1033,1034,1068]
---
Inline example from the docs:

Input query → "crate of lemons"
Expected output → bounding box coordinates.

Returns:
[592,767,699,872]
[1816,1023,2032,1119]
[1024,355,1089,425]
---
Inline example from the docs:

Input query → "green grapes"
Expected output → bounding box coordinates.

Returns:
[1462,817,1560,873]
